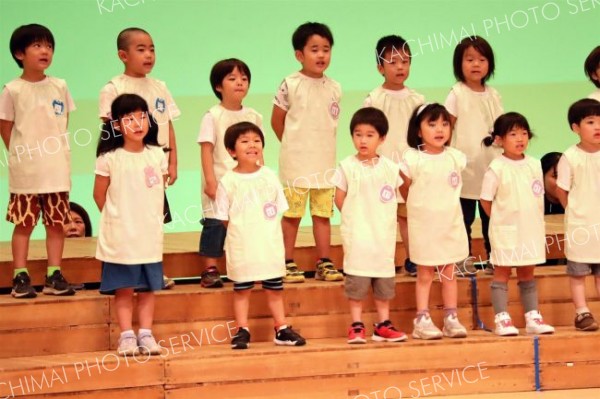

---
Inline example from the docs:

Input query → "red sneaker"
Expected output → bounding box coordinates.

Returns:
[372,320,407,342]
[347,322,366,344]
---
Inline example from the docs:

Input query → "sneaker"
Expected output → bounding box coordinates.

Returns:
[574,312,599,331]
[274,326,306,346]
[525,310,555,335]
[11,272,37,299]
[201,266,223,288]
[404,258,417,277]
[347,322,367,344]
[43,270,75,296]
[484,260,495,275]
[118,334,139,356]
[138,333,162,355]
[283,262,305,284]
[231,328,251,350]
[372,320,408,342]
[412,314,443,340]
[315,259,343,282]
[443,314,468,338]
[494,312,519,336]
[163,275,175,289]
[455,258,477,277]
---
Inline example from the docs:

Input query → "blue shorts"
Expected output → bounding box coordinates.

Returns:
[99,261,163,295]
[199,218,226,258]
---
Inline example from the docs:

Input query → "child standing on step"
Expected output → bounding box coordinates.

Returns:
[480,113,555,337]
[556,99,600,332]
[94,94,167,356]
[197,58,263,289]
[0,24,76,299]
[334,108,407,344]
[399,103,469,340]
[215,122,306,350]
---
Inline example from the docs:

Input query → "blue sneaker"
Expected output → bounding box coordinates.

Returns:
[404,258,417,277]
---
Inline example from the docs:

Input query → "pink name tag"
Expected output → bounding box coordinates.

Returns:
[380,184,395,203]
[531,179,544,197]
[144,166,160,188]
[448,171,460,189]
[263,202,277,220]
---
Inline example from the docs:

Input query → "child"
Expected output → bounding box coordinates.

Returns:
[0,24,76,298]
[334,108,406,344]
[364,35,425,277]
[445,36,504,274]
[93,94,166,356]
[480,113,555,336]
[99,27,180,289]
[556,98,600,332]
[215,121,306,350]
[540,152,565,216]
[271,22,343,283]
[197,58,262,289]
[399,103,469,340]
[584,46,600,101]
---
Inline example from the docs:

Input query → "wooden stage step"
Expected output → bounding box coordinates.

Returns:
[0,329,598,399]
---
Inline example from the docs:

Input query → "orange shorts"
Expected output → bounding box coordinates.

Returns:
[6,192,71,227]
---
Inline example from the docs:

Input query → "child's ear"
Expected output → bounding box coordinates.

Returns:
[493,135,502,146]
[14,51,25,61]
[377,64,385,76]
[294,49,305,63]
[226,148,236,159]
[216,84,223,94]
[117,49,128,63]
[571,123,581,134]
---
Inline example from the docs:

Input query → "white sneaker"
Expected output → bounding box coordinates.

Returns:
[525,310,555,335]
[494,312,519,336]
[118,334,139,356]
[443,314,468,338]
[412,314,443,340]
[138,333,162,355]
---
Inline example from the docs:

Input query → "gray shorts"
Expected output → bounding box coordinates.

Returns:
[344,275,395,301]
[566,260,600,277]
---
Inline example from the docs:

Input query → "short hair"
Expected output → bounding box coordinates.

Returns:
[453,36,495,84]
[292,22,333,51]
[584,46,600,88]
[117,27,150,50]
[224,122,265,158]
[209,58,252,100]
[483,112,533,147]
[568,98,600,126]
[350,107,389,137]
[9,24,55,68]
[540,152,562,176]
[406,103,451,149]
[376,35,411,65]
[69,202,93,237]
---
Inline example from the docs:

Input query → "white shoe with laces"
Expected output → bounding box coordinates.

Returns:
[138,333,162,355]
[412,314,443,340]
[118,334,139,356]
[494,312,519,336]
[525,310,555,335]
[443,314,468,338]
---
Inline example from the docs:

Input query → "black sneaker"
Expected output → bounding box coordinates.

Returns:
[11,272,37,299]
[404,258,417,277]
[43,270,75,296]
[274,326,306,346]
[231,328,251,350]
[201,266,224,288]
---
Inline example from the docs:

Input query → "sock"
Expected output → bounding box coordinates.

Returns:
[120,329,135,339]
[138,328,152,337]
[416,310,429,321]
[47,266,61,277]
[444,307,458,317]
[14,267,28,277]
[351,321,364,327]
[576,307,591,315]
[491,281,509,314]
[518,280,538,313]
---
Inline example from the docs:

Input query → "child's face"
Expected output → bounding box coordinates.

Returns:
[229,131,263,164]
[377,49,411,90]
[119,32,155,78]
[462,46,489,86]
[16,40,54,73]
[295,34,331,78]
[572,115,600,147]
[497,126,529,159]
[419,116,451,153]
[217,67,249,104]
[117,110,150,144]
[352,123,384,160]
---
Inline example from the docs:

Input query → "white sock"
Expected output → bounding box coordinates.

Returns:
[138,328,152,337]
[120,329,135,338]
[576,307,590,315]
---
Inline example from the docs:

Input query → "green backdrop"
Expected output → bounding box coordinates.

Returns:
[0,0,598,241]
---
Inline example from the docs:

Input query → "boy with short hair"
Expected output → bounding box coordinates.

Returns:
[364,35,425,277]
[584,46,600,101]
[334,107,406,344]
[197,58,262,288]
[99,27,180,289]
[271,22,342,283]
[0,24,76,298]
[556,98,600,331]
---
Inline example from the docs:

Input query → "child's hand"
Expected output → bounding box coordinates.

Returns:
[167,163,178,185]
[204,180,217,200]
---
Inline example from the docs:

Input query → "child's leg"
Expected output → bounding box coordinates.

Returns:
[515,266,537,313]
[265,279,306,346]
[349,299,363,323]
[570,276,588,309]
[282,217,302,260]
[595,274,600,297]
[137,291,155,330]
[491,266,512,314]
[312,216,331,259]
[438,264,458,311]
[45,224,64,268]
[233,289,252,328]
[399,216,409,258]
[12,224,34,269]
[415,266,435,313]
[198,218,225,288]
[310,188,335,261]
[265,289,286,327]
[115,288,135,331]
[460,198,476,255]
[374,299,390,323]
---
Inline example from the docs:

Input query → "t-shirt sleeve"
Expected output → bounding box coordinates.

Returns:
[444,90,458,117]
[214,182,229,221]
[0,87,14,121]
[275,179,289,214]
[399,160,411,179]
[272,80,289,111]
[163,84,181,120]
[64,85,76,113]
[480,168,499,201]
[332,165,347,192]
[395,173,403,188]
[196,112,216,144]
[556,155,572,191]
[95,154,110,177]
[99,83,118,119]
